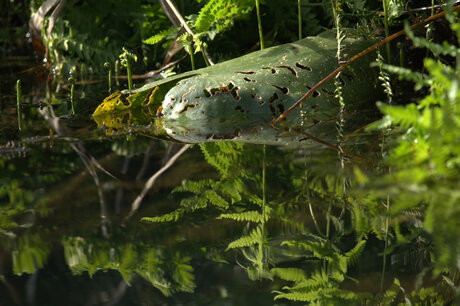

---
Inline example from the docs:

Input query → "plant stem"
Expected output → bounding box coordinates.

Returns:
[105,62,112,93]
[115,60,120,86]
[126,57,133,91]
[259,144,267,279]
[298,0,302,40]
[16,79,22,131]
[164,0,214,65]
[380,194,390,294]
[190,47,196,70]
[255,0,264,50]
[202,52,210,67]
[382,0,391,63]
[70,81,75,115]
[262,144,266,222]
[108,69,112,92]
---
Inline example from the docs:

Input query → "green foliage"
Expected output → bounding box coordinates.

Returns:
[144,26,179,45]
[226,225,263,250]
[218,210,267,223]
[199,142,244,177]
[194,0,253,33]
[270,267,307,282]
[63,237,196,296]
[370,33,460,273]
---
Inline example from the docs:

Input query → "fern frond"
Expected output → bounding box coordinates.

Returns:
[405,23,459,58]
[194,0,253,33]
[271,267,307,282]
[381,278,402,304]
[173,179,213,194]
[345,240,366,267]
[199,142,244,176]
[377,102,419,129]
[141,208,186,223]
[144,26,179,45]
[281,239,331,261]
[216,178,243,202]
[195,0,220,33]
[273,290,321,302]
[218,210,265,222]
[226,226,262,250]
[203,189,229,208]
[179,196,208,210]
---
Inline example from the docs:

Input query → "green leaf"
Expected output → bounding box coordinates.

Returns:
[226,226,262,250]
[144,26,179,45]
[271,267,307,282]
[218,210,265,222]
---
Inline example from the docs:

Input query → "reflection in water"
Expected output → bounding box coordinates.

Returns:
[0,62,457,305]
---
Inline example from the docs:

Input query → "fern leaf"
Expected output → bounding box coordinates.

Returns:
[271,267,307,282]
[378,102,419,129]
[218,210,265,222]
[203,189,229,208]
[381,278,402,304]
[194,0,220,32]
[226,226,262,250]
[345,240,366,267]
[273,290,321,302]
[199,142,244,176]
[216,178,243,202]
[144,27,179,45]
[283,270,329,291]
[141,208,186,223]
[194,0,253,33]
[173,179,213,194]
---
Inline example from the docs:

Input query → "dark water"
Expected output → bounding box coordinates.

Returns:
[0,58,425,305]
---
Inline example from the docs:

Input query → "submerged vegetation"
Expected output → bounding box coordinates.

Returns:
[1,0,460,304]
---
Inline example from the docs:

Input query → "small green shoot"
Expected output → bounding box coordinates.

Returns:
[16,79,22,131]
[119,48,137,91]
[104,62,112,93]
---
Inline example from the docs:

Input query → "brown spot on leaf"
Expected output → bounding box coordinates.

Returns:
[296,62,312,71]
[178,104,198,114]
[235,105,244,112]
[276,65,298,77]
[272,85,289,95]
[268,92,279,103]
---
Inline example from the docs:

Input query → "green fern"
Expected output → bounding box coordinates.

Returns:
[226,226,262,250]
[273,290,322,302]
[218,210,266,222]
[199,142,244,176]
[194,0,253,33]
[144,26,180,45]
[202,189,229,208]
[173,179,213,194]
[271,267,307,282]
[405,23,459,58]
[284,270,329,291]
[141,207,187,223]
[345,239,366,267]
[381,278,402,304]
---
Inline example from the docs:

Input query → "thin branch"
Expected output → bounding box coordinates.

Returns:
[274,5,460,122]
[124,144,191,221]
[163,0,215,65]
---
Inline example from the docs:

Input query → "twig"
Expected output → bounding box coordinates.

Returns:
[163,0,215,65]
[124,144,191,221]
[274,5,460,122]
